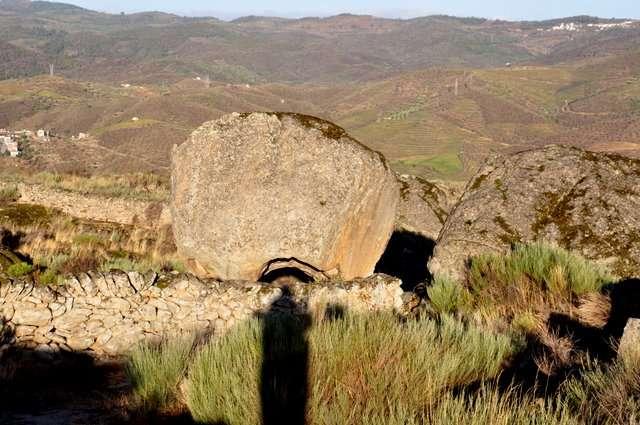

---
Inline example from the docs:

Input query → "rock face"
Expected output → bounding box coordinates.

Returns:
[429,145,640,280]
[171,112,399,281]
[396,174,463,240]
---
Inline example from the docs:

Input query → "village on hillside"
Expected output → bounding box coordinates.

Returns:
[0,128,58,157]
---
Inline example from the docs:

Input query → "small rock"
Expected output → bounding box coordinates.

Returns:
[12,304,52,326]
[66,335,95,351]
[619,318,640,359]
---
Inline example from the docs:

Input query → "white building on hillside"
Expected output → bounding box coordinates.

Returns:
[0,135,19,157]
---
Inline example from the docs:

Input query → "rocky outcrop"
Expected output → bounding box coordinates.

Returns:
[396,174,463,240]
[429,145,640,280]
[0,271,403,358]
[171,112,399,281]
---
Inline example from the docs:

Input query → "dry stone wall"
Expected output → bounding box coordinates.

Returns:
[0,272,403,358]
[0,182,171,229]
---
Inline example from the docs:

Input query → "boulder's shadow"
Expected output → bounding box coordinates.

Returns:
[497,278,640,396]
[375,230,435,291]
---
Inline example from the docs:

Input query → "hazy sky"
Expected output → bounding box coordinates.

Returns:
[62,0,640,21]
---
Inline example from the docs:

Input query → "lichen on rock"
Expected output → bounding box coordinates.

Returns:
[171,112,399,281]
[429,145,640,280]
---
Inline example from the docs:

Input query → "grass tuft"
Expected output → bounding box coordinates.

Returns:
[562,346,640,424]
[465,243,614,319]
[428,275,470,314]
[126,336,195,412]
[0,184,20,203]
[6,262,33,278]
[181,312,514,424]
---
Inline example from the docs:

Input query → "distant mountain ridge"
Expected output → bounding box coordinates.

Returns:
[1,0,639,83]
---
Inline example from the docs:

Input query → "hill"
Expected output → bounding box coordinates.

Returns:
[1,2,639,180]
[1,1,639,84]
[1,46,640,180]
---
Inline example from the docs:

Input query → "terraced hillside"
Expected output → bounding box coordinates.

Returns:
[1,47,640,181]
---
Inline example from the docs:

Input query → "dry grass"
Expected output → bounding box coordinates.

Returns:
[126,336,196,413]
[427,243,625,385]
[126,311,640,424]
[0,185,20,203]
[122,244,639,424]
[563,345,640,424]
[459,243,615,325]
[0,203,181,284]
[127,312,515,424]
[576,292,612,329]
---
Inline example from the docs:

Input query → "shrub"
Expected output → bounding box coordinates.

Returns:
[466,243,614,316]
[57,254,101,276]
[38,269,61,286]
[428,275,470,314]
[126,336,195,412]
[0,184,20,203]
[184,312,515,424]
[426,385,578,425]
[562,346,640,424]
[6,262,33,278]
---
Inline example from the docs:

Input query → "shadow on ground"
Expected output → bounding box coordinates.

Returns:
[497,278,640,396]
[0,320,196,424]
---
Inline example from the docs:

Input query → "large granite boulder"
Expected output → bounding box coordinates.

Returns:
[171,112,399,281]
[429,145,640,280]
[396,174,463,240]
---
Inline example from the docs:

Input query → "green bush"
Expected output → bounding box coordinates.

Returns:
[465,243,614,317]
[468,243,613,296]
[6,262,33,278]
[428,275,470,314]
[38,269,61,286]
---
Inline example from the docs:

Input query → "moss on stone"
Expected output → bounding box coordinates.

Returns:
[275,112,349,141]
[470,173,489,191]
[493,216,522,246]
[531,185,640,277]
[399,179,411,200]
[494,178,507,202]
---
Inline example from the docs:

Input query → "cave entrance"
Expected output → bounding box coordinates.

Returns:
[374,230,436,291]
[258,258,327,284]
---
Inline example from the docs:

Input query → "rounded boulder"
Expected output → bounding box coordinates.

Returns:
[171,112,399,281]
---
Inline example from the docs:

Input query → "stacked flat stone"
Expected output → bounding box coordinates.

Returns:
[0,271,403,358]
